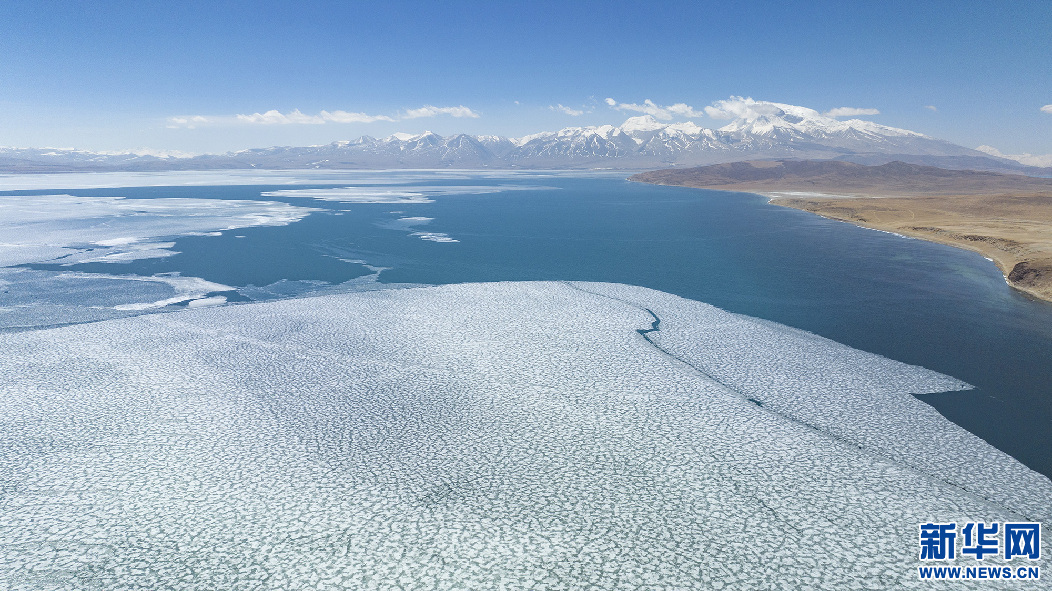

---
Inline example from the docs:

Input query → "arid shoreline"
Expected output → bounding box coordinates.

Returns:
[766,192,1052,302]
[630,161,1052,303]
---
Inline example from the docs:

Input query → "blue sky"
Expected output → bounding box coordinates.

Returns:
[1,0,1050,155]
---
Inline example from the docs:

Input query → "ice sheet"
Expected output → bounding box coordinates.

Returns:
[568,281,1049,519]
[0,282,1046,589]
[0,194,318,267]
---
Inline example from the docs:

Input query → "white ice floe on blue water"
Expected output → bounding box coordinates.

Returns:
[0,268,237,330]
[261,184,552,204]
[0,169,582,192]
[0,194,318,267]
[397,216,432,223]
[0,281,1046,590]
[0,170,317,190]
[0,194,318,327]
[376,216,435,231]
[263,186,438,203]
[76,273,234,310]
[411,231,459,242]
[376,216,460,242]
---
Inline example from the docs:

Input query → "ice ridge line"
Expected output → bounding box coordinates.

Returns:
[559,281,1031,521]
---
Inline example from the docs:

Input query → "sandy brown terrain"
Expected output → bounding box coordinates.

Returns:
[631,161,1052,302]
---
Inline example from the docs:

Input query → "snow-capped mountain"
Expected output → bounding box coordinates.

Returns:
[0,100,1034,173]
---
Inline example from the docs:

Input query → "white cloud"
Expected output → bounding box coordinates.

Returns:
[703,97,785,120]
[550,104,584,116]
[166,115,211,129]
[402,105,479,119]
[1041,104,1052,114]
[975,145,1052,167]
[604,98,704,120]
[823,107,880,117]
[925,105,938,112]
[236,109,326,125]
[166,105,477,128]
[319,110,396,124]
[665,103,705,117]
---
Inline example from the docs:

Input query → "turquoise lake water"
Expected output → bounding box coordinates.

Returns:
[11,173,1052,478]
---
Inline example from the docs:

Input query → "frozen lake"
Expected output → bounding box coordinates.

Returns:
[2,170,1050,476]
[1,281,1047,589]
[0,170,1050,587]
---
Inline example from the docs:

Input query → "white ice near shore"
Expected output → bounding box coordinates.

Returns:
[0,194,318,267]
[0,282,1047,590]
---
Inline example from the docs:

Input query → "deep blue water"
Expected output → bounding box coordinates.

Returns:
[15,174,1052,477]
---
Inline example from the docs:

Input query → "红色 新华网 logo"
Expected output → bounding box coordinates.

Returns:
[917,521,1041,580]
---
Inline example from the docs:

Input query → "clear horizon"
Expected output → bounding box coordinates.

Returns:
[1,1,1050,157]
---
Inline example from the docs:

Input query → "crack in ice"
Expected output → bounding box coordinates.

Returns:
[561,281,1033,521]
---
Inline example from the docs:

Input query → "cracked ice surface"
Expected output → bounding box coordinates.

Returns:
[568,282,1052,520]
[0,282,1047,590]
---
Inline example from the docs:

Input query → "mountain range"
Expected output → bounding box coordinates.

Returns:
[1,101,1045,174]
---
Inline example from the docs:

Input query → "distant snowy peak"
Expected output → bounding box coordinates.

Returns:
[712,100,925,139]
[529,105,924,150]
[386,131,440,143]
[619,115,667,134]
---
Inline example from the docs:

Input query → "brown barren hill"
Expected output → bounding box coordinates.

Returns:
[631,160,1052,303]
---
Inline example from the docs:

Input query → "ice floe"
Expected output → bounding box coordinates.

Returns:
[410,232,459,243]
[261,184,549,204]
[0,170,370,190]
[377,217,460,243]
[83,273,234,310]
[0,194,317,326]
[0,268,237,331]
[0,194,318,267]
[568,281,1050,519]
[0,170,516,191]
[0,169,615,192]
[0,281,1046,589]
[386,216,434,228]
